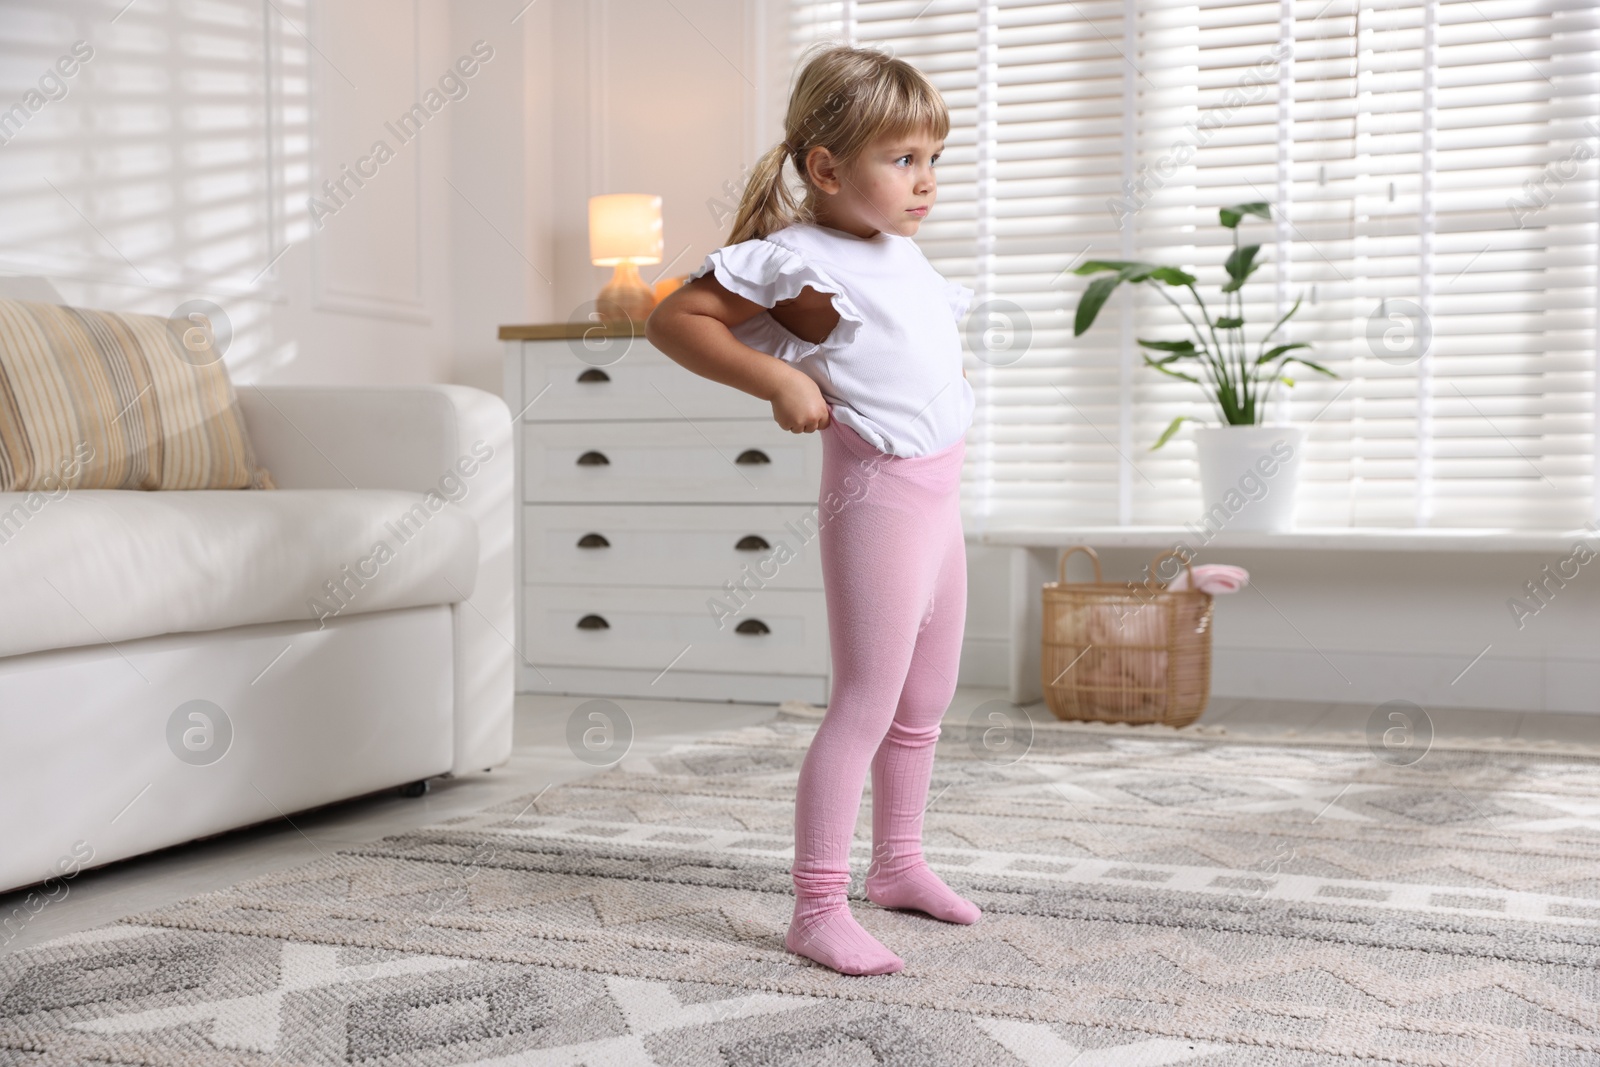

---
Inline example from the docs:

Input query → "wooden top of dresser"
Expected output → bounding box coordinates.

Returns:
[499,322,648,340]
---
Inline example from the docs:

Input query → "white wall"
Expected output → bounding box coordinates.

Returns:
[0,0,550,389]
[447,0,553,393]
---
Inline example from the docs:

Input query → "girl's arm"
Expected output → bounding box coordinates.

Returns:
[646,275,832,433]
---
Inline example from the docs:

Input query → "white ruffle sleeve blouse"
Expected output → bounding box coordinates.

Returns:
[686,220,975,458]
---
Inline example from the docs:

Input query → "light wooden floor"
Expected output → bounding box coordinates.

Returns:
[2,687,1593,955]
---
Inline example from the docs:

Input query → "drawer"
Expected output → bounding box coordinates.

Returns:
[522,585,828,675]
[515,662,829,705]
[524,504,824,589]
[522,420,822,504]
[517,339,770,421]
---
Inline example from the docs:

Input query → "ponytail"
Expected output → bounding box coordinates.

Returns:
[723,141,813,245]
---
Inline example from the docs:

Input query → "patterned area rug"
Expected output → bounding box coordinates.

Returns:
[4,701,1600,1066]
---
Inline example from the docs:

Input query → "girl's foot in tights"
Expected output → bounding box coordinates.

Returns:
[785,893,904,975]
[865,859,981,924]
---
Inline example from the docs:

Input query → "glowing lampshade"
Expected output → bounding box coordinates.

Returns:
[589,194,662,264]
[589,194,663,325]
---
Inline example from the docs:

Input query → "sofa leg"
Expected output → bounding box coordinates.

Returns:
[398,779,430,798]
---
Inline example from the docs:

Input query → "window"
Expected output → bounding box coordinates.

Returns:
[788,0,1600,529]
[0,0,310,379]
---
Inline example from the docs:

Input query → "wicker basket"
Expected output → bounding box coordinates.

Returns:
[1041,545,1215,727]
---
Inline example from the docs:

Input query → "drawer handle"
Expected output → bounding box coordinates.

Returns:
[735,618,770,635]
[736,534,770,551]
[577,368,610,383]
[576,614,610,630]
[735,449,770,465]
[576,450,610,466]
[577,532,610,548]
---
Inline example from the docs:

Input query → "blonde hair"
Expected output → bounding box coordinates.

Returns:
[723,41,951,245]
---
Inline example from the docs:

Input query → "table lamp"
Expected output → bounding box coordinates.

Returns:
[589,193,663,325]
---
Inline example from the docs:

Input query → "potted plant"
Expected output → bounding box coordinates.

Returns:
[1070,202,1338,531]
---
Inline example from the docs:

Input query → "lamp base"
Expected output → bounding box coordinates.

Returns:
[597,262,657,326]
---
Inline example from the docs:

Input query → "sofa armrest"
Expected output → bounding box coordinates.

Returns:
[236,385,514,774]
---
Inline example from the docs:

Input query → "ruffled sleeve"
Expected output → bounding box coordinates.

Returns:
[687,238,866,364]
[946,279,975,323]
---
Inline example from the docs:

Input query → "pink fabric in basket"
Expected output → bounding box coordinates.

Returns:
[1071,564,1244,712]
[1167,563,1249,594]
[1075,602,1167,714]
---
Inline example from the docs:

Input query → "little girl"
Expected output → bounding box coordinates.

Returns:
[645,43,980,976]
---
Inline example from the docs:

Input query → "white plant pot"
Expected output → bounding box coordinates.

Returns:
[1192,424,1306,532]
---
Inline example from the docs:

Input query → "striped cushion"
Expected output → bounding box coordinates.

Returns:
[0,299,274,491]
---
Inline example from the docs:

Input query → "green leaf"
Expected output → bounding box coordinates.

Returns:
[1215,316,1244,330]
[1224,244,1260,282]
[1215,380,1242,423]
[1145,266,1197,286]
[1141,354,1201,383]
[1074,260,1196,287]
[1254,342,1311,365]
[1074,273,1123,336]
[1219,265,1260,293]
[1119,265,1175,285]
[1219,202,1272,229]
[1282,355,1339,378]
[1279,375,1296,387]
[1150,415,1192,451]
[1258,294,1304,350]
[1073,259,1145,276]
[1136,338,1199,354]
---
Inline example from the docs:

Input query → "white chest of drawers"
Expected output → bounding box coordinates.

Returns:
[501,323,832,704]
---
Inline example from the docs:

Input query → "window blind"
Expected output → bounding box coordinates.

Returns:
[786,0,1600,530]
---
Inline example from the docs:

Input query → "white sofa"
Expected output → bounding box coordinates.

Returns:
[0,384,514,896]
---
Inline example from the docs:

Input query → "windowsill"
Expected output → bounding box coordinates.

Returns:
[968,524,1600,554]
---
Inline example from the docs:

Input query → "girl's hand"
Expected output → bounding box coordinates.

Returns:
[770,370,831,433]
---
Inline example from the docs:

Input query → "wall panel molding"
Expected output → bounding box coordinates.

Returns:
[308,0,431,325]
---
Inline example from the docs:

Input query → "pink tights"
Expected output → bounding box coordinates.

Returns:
[784,411,982,976]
